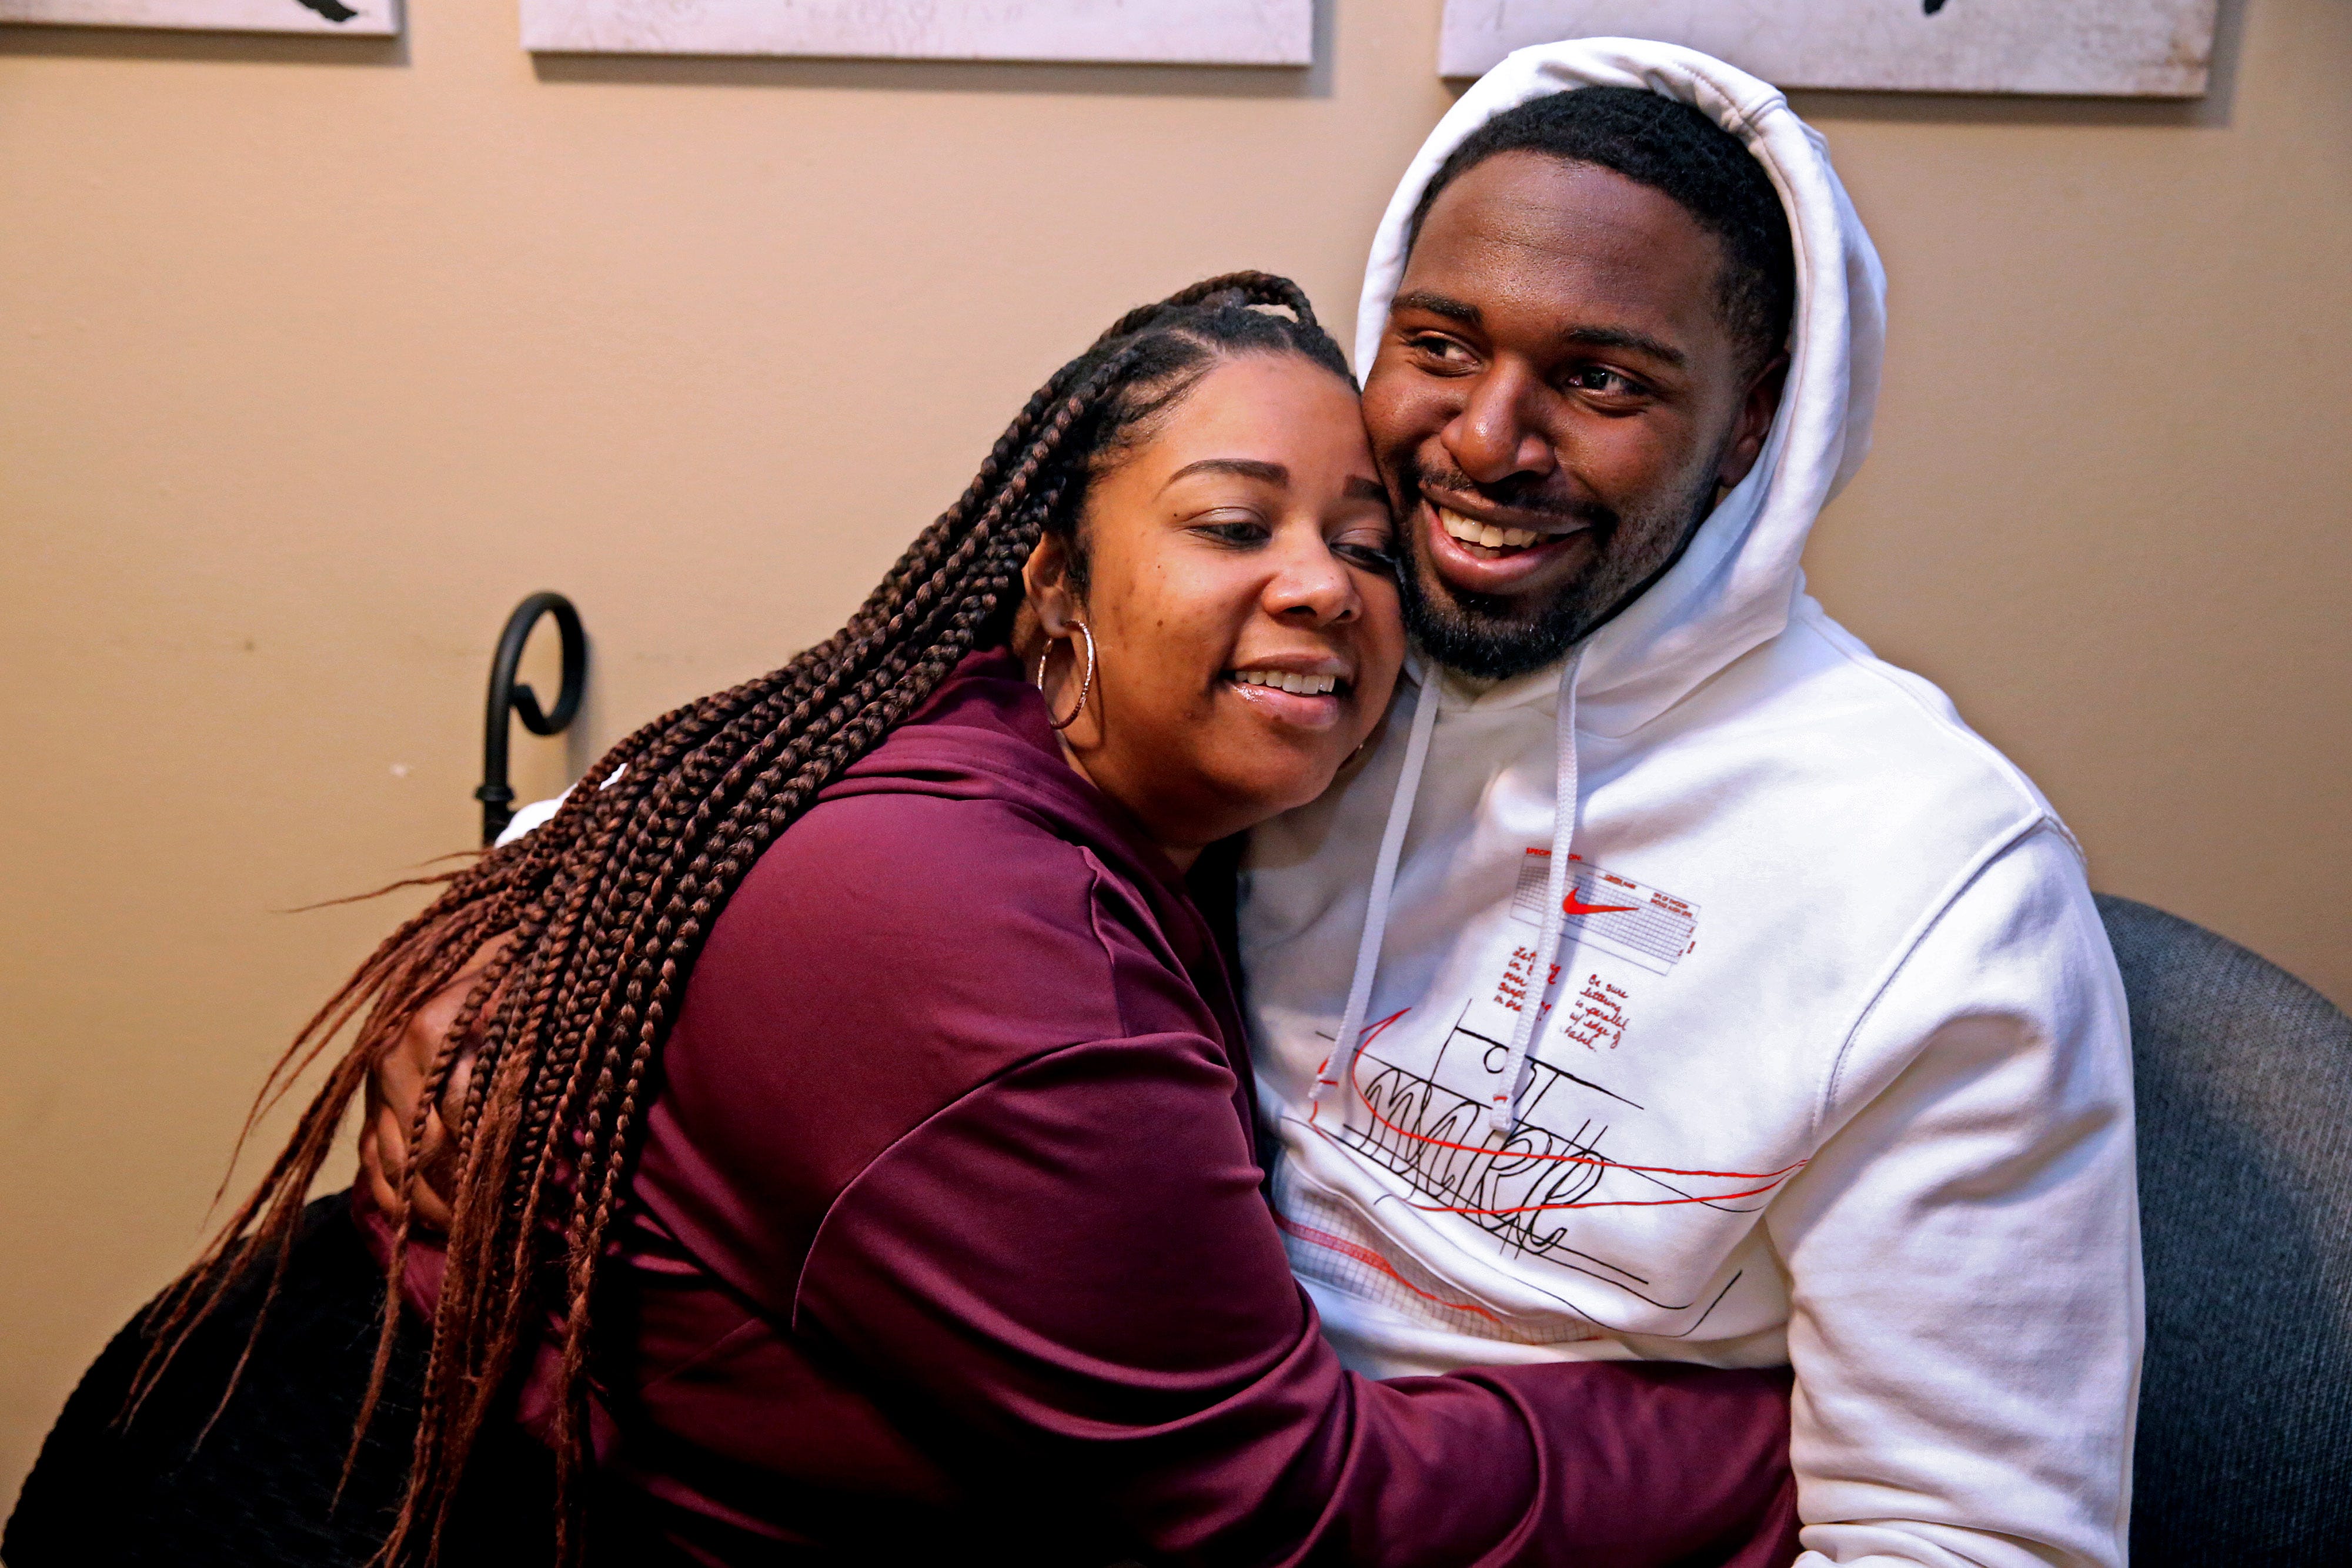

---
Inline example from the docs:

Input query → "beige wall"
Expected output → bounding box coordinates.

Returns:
[3,0,2345,1511]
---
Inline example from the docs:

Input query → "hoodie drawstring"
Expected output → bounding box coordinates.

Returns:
[1488,648,1585,1134]
[1309,672,1441,1119]
[1311,649,1586,1137]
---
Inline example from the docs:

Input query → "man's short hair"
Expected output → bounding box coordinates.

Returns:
[1407,88,1797,376]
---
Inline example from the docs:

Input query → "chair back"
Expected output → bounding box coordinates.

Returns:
[2099,894,2352,1564]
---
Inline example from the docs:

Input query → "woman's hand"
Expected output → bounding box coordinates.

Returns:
[356,937,506,1232]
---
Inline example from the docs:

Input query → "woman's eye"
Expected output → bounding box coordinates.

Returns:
[1333,538,1398,572]
[1193,517,1271,547]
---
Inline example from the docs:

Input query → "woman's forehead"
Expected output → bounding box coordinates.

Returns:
[1130,355,1366,474]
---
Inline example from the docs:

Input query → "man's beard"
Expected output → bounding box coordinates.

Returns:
[1393,457,1722,683]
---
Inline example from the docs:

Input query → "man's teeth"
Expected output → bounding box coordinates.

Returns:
[1436,506,1542,550]
[1232,669,1338,696]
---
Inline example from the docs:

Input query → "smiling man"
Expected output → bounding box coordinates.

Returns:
[1242,40,2142,1568]
[1378,139,1786,681]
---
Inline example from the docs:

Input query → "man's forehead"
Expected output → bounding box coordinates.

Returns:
[1398,152,1725,336]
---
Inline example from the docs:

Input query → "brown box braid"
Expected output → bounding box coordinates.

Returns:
[135,272,1355,1566]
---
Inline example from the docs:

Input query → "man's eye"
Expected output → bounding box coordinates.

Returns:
[1566,366,1641,396]
[1407,333,1474,367]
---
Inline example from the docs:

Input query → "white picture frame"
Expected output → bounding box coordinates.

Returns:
[0,0,397,33]
[520,0,1313,66]
[1438,0,2221,96]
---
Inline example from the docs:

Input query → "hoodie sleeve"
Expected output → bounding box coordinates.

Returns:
[1766,824,2142,1568]
[794,1026,1802,1568]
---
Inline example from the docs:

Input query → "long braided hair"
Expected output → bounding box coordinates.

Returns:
[143,272,1355,1564]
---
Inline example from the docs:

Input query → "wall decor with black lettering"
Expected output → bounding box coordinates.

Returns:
[0,0,396,33]
[1438,0,2221,95]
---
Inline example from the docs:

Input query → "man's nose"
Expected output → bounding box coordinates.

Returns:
[1442,365,1556,486]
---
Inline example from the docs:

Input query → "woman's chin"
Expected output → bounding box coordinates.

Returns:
[1198,745,1359,831]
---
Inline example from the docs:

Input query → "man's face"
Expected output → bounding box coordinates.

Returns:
[1361,151,1785,680]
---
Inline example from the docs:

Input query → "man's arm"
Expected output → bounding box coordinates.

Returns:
[1769,825,2141,1568]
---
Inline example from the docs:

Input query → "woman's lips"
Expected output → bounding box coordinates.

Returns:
[1422,496,1589,594]
[1232,667,1340,696]
[1225,667,1348,730]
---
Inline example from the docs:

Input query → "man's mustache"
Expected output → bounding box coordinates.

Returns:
[1399,457,1619,533]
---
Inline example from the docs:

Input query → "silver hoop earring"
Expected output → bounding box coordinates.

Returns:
[1035,618,1097,731]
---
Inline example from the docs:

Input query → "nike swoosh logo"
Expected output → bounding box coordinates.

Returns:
[1562,891,1639,917]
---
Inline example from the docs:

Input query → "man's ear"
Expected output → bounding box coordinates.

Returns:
[1716,351,1789,492]
[1022,532,1081,634]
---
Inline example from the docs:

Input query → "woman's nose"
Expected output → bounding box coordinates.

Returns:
[1265,539,1359,626]
[1442,365,1556,486]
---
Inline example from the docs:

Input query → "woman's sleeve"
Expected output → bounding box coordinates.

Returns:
[793,1027,1799,1568]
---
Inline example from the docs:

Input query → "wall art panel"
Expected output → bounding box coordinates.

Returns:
[0,0,396,34]
[522,0,1312,66]
[1438,0,2220,95]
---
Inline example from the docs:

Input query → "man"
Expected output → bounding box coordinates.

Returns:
[1242,38,2139,1568]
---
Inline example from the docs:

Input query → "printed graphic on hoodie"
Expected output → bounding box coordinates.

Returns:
[1273,1158,1608,1345]
[1514,851,1696,975]
[1287,850,1798,1325]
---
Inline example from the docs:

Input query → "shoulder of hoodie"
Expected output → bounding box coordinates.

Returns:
[1796,594,2076,847]
[1603,597,2099,1041]
[1639,594,2082,868]
[1641,603,2116,1108]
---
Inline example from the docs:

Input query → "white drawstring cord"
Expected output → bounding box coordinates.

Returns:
[1309,670,1442,1121]
[1486,648,1585,1135]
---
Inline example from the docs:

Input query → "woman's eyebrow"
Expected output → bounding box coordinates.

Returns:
[1343,476,1388,501]
[1162,457,1288,491]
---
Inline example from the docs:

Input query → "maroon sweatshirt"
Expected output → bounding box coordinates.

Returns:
[366,648,1799,1567]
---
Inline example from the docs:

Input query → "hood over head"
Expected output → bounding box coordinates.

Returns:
[1356,37,1886,737]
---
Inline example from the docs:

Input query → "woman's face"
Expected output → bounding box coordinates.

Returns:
[1023,352,1405,862]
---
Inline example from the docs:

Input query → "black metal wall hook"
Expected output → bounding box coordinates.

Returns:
[477,592,588,846]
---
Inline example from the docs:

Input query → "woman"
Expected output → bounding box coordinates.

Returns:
[93,277,1796,1565]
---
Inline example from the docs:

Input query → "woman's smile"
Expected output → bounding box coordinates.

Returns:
[1225,660,1354,730]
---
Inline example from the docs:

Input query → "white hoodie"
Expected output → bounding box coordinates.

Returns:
[1240,39,2141,1568]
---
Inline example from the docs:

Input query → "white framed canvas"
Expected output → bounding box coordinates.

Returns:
[1438,0,2221,96]
[520,0,1312,65]
[0,0,396,31]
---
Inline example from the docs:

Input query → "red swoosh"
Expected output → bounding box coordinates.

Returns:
[1562,891,1638,916]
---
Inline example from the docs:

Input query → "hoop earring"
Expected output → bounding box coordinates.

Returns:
[1035,618,1097,732]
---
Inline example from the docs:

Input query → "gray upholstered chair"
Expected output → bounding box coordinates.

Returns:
[2098,894,2352,1564]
